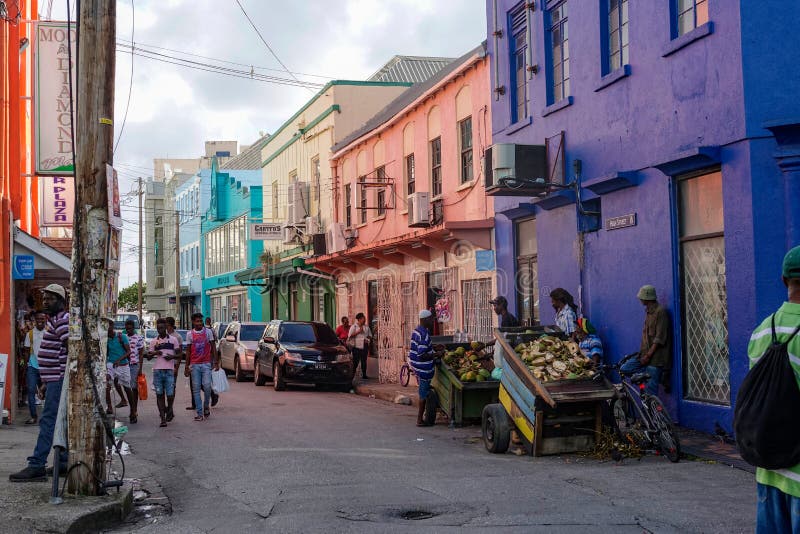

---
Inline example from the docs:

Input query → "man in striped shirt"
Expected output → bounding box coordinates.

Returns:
[410,310,436,427]
[747,245,800,532]
[10,284,69,482]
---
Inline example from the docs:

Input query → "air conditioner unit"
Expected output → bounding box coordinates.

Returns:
[484,143,548,196]
[407,191,430,228]
[282,226,297,245]
[326,222,347,254]
[305,216,320,236]
[287,181,310,225]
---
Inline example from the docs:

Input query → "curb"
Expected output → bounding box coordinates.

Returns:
[353,383,419,407]
[65,484,134,533]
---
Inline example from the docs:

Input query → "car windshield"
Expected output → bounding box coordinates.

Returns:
[279,324,317,344]
[240,325,266,341]
[145,329,156,339]
[314,324,340,345]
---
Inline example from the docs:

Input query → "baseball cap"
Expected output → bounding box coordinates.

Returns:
[41,283,66,300]
[489,296,508,306]
[419,309,432,319]
[637,285,657,301]
[782,245,800,279]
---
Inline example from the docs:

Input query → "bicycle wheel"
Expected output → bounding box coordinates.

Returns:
[612,397,633,439]
[400,365,410,387]
[646,397,681,462]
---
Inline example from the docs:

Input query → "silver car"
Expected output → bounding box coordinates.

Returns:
[218,321,268,382]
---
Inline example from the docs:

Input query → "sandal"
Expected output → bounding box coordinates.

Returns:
[203,409,210,417]
[193,415,204,422]
[115,401,128,408]
[166,410,175,422]
[129,415,137,424]
[159,420,168,427]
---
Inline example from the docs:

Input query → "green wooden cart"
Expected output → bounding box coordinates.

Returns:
[432,360,500,426]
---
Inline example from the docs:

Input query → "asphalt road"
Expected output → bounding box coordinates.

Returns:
[108,367,756,533]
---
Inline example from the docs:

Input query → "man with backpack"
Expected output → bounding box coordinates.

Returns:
[743,245,800,532]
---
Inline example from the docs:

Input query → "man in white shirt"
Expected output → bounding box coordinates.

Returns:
[22,311,47,424]
[348,312,372,379]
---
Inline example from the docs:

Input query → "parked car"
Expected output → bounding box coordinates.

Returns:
[144,328,157,343]
[176,329,191,353]
[254,321,352,392]
[218,321,268,382]
[212,322,228,344]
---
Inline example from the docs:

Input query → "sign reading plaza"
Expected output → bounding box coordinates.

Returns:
[35,21,77,175]
[40,176,75,226]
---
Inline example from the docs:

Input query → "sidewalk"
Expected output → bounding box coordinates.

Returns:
[0,408,134,533]
[352,376,419,407]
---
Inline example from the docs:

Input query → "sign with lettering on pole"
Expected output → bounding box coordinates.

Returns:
[250,223,283,241]
[34,21,77,175]
[40,176,74,226]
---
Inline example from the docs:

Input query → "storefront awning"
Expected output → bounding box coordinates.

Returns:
[234,257,309,284]
[13,229,71,274]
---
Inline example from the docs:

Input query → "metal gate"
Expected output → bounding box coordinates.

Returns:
[377,277,402,383]
[463,279,493,343]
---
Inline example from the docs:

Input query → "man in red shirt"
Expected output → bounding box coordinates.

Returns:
[335,316,350,345]
[184,313,219,421]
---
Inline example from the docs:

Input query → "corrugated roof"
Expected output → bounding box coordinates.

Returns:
[333,43,486,154]
[220,133,270,170]
[368,55,455,84]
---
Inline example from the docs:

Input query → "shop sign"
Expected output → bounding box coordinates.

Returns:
[168,296,177,304]
[475,250,496,272]
[40,176,74,227]
[250,223,283,241]
[12,255,35,280]
[606,213,637,231]
[34,21,77,175]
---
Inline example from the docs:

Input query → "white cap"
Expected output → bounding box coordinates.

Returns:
[41,283,66,300]
[419,309,432,319]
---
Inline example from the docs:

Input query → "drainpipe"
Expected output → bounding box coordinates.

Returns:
[492,0,500,101]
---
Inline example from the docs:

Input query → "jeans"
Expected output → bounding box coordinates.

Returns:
[27,378,67,469]
[352,348,368,378]
[26,365,41,419]
[619,358,662,396]
[191,363,212,417]
[757,482,800,533]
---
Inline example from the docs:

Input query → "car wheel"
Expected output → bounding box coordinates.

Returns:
[234,356,246,382]
[254,361,267,386]
[273,360,286,391]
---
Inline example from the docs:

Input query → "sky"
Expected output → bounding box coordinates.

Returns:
[45,0,487,288]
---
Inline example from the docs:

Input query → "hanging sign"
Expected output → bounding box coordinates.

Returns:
[106,165,122,228]
[250,223,283,241]
[34,21,77,176]
[12,255,35,280]
[40,176,74,226]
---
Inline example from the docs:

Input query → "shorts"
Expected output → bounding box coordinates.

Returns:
[417,377,432,400]
[152,369,175,396]
[129,363,140,379]
[107,362,131,389]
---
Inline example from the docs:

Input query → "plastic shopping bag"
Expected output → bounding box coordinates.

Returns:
[137,373,148,401]
[211,368,229,394]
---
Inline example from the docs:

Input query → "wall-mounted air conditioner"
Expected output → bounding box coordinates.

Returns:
[305,216,320,236]
[287,181,310,225]
[407,191,430,228]
[282,226,297,245]
[326,222,347,254]
[484,143,548,196]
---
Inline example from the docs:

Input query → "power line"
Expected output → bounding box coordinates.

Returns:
[232,0,314,93]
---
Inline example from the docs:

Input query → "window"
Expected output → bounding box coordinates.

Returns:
[376,165,386,217]
[203,216,248,277]
[358,176,367,224]
[405,154,415,197]
[510,9,529,122]
[430,137,442,197]
[271,180,279,220]
[678,170,728,405]
[605,0,629,73]
[459,117,473,184]
[548,2,570,104]
[675,0,708,37]
[344,183,352,227]
[516,218,539,326]
[311,156,321,207]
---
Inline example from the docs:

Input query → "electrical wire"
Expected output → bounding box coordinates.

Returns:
[113,0,134,154]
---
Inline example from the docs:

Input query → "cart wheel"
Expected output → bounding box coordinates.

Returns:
[400,365,410,387]
[482,404,511,454]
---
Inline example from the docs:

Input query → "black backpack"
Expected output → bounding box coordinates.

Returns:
[734,315,800,469]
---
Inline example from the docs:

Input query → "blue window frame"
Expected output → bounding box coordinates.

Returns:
[601,0,628,75]
[672,0,708,38]
[546,1,569,104]
[509,8,529,123]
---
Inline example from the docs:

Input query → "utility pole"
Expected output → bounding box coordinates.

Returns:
[67,0,116,495]
[138,177,143,323]
[175,210,180,327]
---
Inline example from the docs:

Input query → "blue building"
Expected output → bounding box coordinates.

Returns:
[176,169,211,323]
[200,158,264,323]
[485,1,800,433]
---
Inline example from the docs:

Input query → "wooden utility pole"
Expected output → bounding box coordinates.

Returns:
[138,177,143,323]
[67,0,116,495]
[175,210,180,327]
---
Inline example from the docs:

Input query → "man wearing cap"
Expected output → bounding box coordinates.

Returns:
[747,245,800,533]
[409,310,438,426]
[10,284,69,482]
[574,317,604,366]
[490,296,520,328]
[620,285,671,395]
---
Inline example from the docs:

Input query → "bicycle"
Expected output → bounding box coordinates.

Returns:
[598,352,681,462]
[399,359,414,387]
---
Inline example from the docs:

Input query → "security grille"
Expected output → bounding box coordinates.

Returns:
[463,279,493,343]
[682,237,729,404]
[377,277,402,384]
[401,281,418,351]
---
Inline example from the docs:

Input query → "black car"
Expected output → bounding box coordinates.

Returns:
[254,321,352,391]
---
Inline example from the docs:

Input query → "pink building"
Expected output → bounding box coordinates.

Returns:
[309,43,495,383]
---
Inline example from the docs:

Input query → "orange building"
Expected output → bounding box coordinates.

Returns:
[309,43,495,383]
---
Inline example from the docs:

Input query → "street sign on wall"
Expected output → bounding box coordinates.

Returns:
[40,176,74,226]
[12,255,35,280]
[34,21,77,175]
[250,223,283,240]
[606,213,637,231]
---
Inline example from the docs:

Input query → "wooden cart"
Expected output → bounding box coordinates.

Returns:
[432,361,499,426]
[482,330,615,456]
